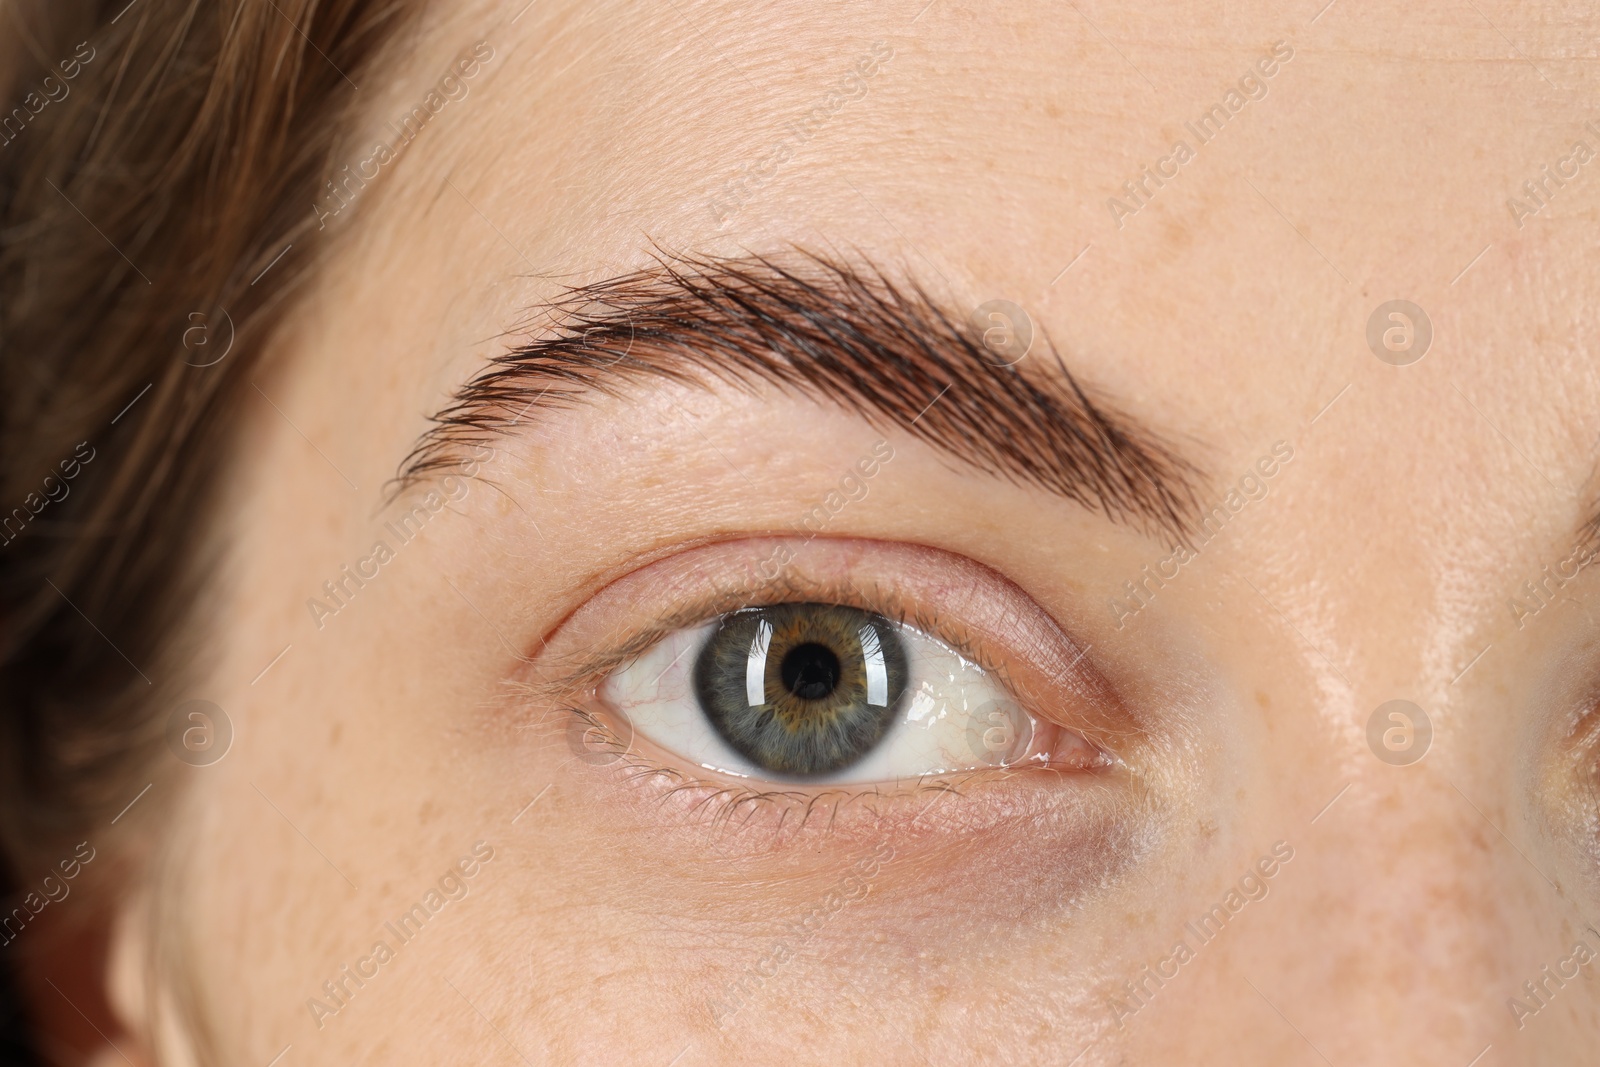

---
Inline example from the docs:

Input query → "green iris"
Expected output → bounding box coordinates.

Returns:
[692,603,909,777]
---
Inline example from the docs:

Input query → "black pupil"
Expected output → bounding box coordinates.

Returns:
[779,642,841,701]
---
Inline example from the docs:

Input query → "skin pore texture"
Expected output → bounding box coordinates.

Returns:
[52,0,1600,1064]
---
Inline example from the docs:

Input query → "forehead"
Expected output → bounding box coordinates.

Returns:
[363,5,1598,326]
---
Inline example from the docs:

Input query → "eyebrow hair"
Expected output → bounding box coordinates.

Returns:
[395,249,1207,545]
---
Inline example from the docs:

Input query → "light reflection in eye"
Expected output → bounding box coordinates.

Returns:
[744,618,773,707]
[859,624,889,706]
[597,602,1057,784]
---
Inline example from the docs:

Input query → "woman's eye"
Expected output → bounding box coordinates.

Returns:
[597,601,1103,783]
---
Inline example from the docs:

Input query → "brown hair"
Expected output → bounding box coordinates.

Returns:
[0,0,420,1056]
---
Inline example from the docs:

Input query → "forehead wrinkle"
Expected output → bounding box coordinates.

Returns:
[392,247,1209,547]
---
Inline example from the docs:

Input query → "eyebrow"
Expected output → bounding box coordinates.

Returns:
[395,249,1207,545]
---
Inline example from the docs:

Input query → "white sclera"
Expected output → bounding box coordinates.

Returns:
[598,616,1032,783]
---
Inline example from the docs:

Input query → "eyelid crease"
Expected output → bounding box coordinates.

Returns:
[392,246,1207,547]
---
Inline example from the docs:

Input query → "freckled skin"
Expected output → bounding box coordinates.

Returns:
[44,1,1600,1065]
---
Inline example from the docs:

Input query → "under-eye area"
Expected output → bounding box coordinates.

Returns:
[555,689,1153,959]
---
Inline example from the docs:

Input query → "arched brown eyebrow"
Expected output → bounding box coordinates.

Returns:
[394,249,1207,547]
